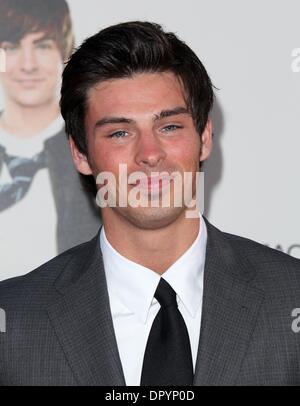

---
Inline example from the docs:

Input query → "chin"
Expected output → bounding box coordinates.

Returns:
[117,206,185,230]
[14,97,50,108]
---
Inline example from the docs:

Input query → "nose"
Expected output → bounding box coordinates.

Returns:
[19,46,38,73]
[134,130,167,168]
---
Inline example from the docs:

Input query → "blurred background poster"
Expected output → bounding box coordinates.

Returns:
[0,0,100,280]
[0,0,299,281]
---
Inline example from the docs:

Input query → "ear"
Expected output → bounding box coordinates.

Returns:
[199,119,213,162]
[69,137,93,175]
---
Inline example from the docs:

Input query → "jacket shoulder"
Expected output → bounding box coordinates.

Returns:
[224,229,300,266]
[219,226,300,293]
[0,236,98,306]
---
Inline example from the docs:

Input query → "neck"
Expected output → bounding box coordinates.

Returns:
[0,98,60,138]
[102,209,200,275]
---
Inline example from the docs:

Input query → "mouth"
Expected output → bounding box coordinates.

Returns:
[14,79,45,88]
[130,175,174,191]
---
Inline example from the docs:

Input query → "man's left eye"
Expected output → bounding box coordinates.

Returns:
[110,130,128,138]
[162,125,182,132]
[36,42,53,50]
[2,43,19,52]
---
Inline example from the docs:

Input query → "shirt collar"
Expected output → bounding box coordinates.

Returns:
[100,214,207,323]
[0,115,64,158]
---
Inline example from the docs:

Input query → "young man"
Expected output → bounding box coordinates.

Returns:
[0,21,299,386]
[0,0,100,279]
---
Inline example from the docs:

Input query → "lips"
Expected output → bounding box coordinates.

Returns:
[131,175,173,191]
[15,79,44,88]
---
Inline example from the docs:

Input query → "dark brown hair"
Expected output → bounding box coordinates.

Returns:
[60,21,214,156]
[0,0,74,61]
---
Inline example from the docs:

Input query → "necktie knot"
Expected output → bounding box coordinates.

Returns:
[154,278,177,309]
[4,150,46,178]
[0,149,47,212]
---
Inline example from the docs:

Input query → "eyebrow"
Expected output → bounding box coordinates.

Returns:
[93,106,190,132]
[33,37,54,44]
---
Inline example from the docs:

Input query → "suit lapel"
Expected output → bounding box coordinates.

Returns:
[47,232,125,386]
[193,220,265,385]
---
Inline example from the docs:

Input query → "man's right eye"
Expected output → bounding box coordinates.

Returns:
[109,130,128,138]
[1,43,19,52]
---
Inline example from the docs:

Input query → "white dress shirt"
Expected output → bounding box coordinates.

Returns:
[100,214,207,386]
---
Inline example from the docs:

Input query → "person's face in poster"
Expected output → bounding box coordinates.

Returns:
[0,32,63,108]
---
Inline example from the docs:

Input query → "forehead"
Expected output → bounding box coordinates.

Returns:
[86,72,187,118]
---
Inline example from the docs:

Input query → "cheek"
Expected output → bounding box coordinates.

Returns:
[1,59,16,76]
[47,68,62,83]
[92,137,133,167]
[88,142,122,175]
[172,139,201,170]
[0,72,14,90]
[40,56,62,77]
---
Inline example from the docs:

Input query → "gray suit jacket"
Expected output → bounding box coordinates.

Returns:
[0,219,300,385]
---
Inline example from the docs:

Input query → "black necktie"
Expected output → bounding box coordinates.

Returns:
[140,278,194,386]
[0,150,46,212]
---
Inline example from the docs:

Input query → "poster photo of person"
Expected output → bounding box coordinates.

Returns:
[0,0,101,280]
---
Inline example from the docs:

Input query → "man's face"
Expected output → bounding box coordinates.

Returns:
[72,72,212,230]
[0,32,63,107]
